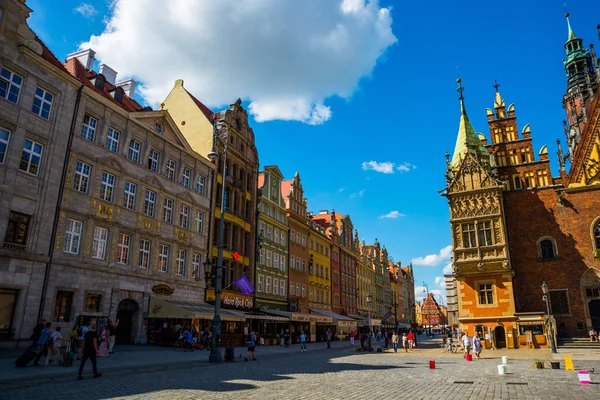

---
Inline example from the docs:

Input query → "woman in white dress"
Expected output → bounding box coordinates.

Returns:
[472,332,482,358]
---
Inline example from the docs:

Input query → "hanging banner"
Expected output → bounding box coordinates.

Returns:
[384,311,392,319]
[235,274,255,296]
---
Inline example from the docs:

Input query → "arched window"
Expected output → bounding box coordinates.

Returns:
[593,219,600,249]
[537,237,557,260]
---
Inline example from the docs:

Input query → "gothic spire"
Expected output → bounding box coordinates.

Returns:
[565,13,577,42]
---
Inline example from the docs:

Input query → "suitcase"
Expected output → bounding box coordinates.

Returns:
[14,346,39,367]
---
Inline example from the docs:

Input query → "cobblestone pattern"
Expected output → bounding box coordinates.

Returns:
[2,347,599,400]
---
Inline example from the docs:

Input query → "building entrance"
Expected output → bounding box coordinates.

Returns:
[116,299,138,345]
[589,300,600,331]
[494,326,506,348]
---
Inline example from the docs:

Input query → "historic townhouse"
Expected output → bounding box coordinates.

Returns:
[444,15,600,347]
[356,240,374,324]
[162,82,260,317]
[399,265,415,326]
[312,210,342,314]
[339,215,357,317]
[281,173,309,313]
[0,0,81,347]
[256,166,288,312]
[40,51,213,344]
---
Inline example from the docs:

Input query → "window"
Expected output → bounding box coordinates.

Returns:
[84,293,102,313]
[257,275,264,292]
[195,211,204,234]
[259,223,265,237]
[0,68,22,103]
[259,249,265,265]
[123,181,136,210]
[144,190,156,217]
[116,233,130,264]
[539,239,556,260]
[273,253,279,268]
[302,235,306,246]
[73,161,91,193]
[296,258,301,270]
[274,229,280,244]
[165,159,176,180]
[300,284,304,298]
[478,283,493,305]
[105,128,120,152]
[179,204,189,228]
[549,289,570,315]
[0,128,9,164]
[192,254,201,277]
[63,219,82,254]
[128,140,141,163]
[595,220,600,249]
[267,226,272,240]
[32,87,53,119]
[181,168,191,188]
[273,278,279,295]
[290,230,295,243]
[196,176,205,195]
[81,115,97,141]
[139,239,151,269]
[280,256,285,271]
[162,198,173,223]
[266,251,272,267]
[155,121,164,134]
[99,172,115,202]
[4,211,30,246]
[53,291,73,322]
[477,221,493,246]
[290,282,295,296]
[301,259,306,272]
[265,277,271,293]
[514,176,522,190]
[91,226,108,259]
[20,139,43,175]
[176,249,186,276]
[158,244,170,272]
[462,223,476,248]
[310,288,314,302]
[281,232,286,246]
[280,280,285,296]
[291,255,295,269]
[148,150,159,172]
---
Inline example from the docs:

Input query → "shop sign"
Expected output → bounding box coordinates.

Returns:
[206,289,253,310]
[518,316,543,321]
[152,284,175,296]
[292,314,311,322]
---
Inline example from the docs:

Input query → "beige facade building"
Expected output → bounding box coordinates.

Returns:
[0,0,81,346]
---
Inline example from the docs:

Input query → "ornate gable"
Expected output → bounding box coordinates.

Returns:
[447,153,502,195]
[568,92,600,186]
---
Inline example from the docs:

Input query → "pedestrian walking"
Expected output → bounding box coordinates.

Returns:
[245,331,257,361]
[472,332,482,358]
[107,319,119,354]
[326,329,332,349]
[45,327,63,366]
[461,332,471,359]
[78,321,102,380]
[391,332,399,352]
[77,322,90,360]
[407,331,415,351]
[29,318,46,348]
[300,331,307,352]
[284,329,291,348]
[279,330,285,346]
[98,325,109,357]
[69,324,79,356]
[402,332,408,352]
[349,330,355,346]
[33,322,52,366]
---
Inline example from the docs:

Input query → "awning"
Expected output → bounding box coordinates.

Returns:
[148,297,245,322]
[309,308,356,324]
[262,309,332,323]
[246,311,289,321]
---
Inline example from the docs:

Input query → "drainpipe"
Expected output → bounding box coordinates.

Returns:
[37,85,84,323]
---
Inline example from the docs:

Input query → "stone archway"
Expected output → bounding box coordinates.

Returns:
[116,299,139,345]
[581,268,600,332]
[494,325,507,349]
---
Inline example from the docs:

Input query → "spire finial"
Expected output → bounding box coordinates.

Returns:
[493,78,500,93]
[457,77,466,116]
[565,7,577,41]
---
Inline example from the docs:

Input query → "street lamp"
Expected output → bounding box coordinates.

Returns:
[423,282,430,336]
[541,281,557,353]
[206,117,229,363]
[366,292,372,333]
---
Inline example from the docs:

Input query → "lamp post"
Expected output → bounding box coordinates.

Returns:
[207,117,229,363]
[423,282,429,336]
[541,281,558,353]
[366,292,372,334]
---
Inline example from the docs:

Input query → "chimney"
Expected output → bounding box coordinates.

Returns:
[99,64,118,85]
[116,79,136,98]
[67,48,96,70]
[319,210,329,215]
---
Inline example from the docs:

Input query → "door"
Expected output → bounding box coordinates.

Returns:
[590,300,600,331]
[494,326,506,349]
[116,299,138,345]
[0,289,18,340]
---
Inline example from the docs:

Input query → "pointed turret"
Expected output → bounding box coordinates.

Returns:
[450,78,489,169]
[566,12,577,41]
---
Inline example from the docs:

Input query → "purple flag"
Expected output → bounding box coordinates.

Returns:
[384,311,392,319]
[235,274,255,296]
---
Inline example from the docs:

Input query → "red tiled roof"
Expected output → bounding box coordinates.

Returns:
[185,89,214,120]
[280,180,292,201]
[63,58,144,112]
[35,36,70,74]
[258,173,265,189]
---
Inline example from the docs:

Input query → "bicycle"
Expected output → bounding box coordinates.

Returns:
[442,340,458,353]
[173,337,198,351]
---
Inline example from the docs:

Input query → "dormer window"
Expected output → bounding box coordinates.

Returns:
[113,87,124,103]
[94,74,105,90]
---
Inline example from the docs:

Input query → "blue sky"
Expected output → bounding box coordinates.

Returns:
[27,0,600,302]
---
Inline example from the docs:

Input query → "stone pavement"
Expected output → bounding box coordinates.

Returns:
[1,342,599,400]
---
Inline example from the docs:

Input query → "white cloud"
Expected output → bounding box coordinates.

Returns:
[411,245,452,267]
[81,0,397,124]
[434,276,445,288]
[73,3,98,18]
[362,161,395,174]
[378,210,405,219]
[349,189,365,199]
[362,161,417,174]
[337,187,345,194]
[442,262,453,275]
[415,287,446,305]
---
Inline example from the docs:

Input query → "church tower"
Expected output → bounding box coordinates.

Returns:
[562,13,599,161]
[444,79,517,348]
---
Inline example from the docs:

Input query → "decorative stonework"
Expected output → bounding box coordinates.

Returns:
[450,191,501,219]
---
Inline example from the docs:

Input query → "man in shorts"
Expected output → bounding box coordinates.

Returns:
[245,331,257,361]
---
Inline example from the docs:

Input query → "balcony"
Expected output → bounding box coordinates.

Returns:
[3,242,26,252]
